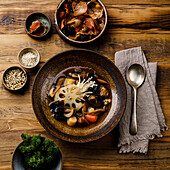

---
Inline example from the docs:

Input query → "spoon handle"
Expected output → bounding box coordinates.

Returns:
[130,87,137,135]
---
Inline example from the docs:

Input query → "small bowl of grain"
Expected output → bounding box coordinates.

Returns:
[18,48,40,69]
[3,66,28,91]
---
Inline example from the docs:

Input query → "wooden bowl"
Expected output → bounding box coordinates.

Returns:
[54,0,108,44]
[18,48,40,69]
[25,12,51,38]
[32,49,126,143]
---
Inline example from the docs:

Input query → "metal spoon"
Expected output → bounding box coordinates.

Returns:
[126,64,145,135]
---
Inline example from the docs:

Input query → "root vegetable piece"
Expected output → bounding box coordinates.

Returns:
[49,86,60,98]
[67,117,77,126]
[85,115,97,122]
[64,108,74,118]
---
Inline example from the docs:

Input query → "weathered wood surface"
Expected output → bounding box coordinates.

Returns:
[0,0,170,169]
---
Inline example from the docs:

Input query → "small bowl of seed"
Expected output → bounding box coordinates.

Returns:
[3,66,28,91]
[18,48,40,69]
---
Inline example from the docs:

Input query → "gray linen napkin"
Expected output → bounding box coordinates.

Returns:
[115,47,168,154]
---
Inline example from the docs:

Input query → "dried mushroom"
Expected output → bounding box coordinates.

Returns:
[73,1,88,16]
[29,20,47,36]
[87,1,103,19]
[57,0,105,41]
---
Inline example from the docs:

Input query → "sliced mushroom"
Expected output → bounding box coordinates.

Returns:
[85,108,105,115]
[67,18,82,28]
[49,86,60,98]
[56,77,65,86]
[73,1,88,16]
[85,18,95,30]
[88,2,103,19]
[99,21,105,31]
[69,72,79,79]
[78,116,89,125]
[100,86,109,98]
[64,108,74,118]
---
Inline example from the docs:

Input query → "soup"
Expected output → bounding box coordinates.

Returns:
[48,67,111,127]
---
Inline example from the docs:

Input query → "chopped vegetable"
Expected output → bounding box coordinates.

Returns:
[67,116,77,126]
[18,134,59,170]
[85,115,98,122]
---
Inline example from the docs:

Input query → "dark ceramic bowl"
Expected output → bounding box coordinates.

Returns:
[12,137,62,170]
[55,0,108,44]
[32,49,126,143]
[3,66,28,91]
[25,12,51,38]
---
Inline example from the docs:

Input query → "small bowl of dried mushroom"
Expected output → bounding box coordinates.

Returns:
[25,12,51,38]
[3,66,28,91]
[18,48,40,69]
[55,0,107,44]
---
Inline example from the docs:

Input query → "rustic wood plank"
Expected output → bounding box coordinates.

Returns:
[0,34,169,63]
[0,1,169,34]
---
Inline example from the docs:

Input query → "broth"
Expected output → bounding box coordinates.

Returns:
[48,66,112,127]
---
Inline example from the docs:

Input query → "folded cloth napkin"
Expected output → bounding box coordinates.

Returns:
[115,47,168,154]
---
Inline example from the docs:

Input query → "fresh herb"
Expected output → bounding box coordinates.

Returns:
[18,134,59,170]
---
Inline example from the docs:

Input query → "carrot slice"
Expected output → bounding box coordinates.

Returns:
[85,115,97,123]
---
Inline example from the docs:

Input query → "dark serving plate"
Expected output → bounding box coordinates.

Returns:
[32,49,126,143]
[12,137,62,170]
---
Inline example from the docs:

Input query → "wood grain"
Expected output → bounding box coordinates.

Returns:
[0,0,170,169]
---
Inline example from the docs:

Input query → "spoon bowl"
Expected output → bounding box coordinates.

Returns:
[126,64,145,135]
[127,64,145,88]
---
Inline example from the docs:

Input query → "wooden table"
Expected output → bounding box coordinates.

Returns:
[0,0,169,169]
